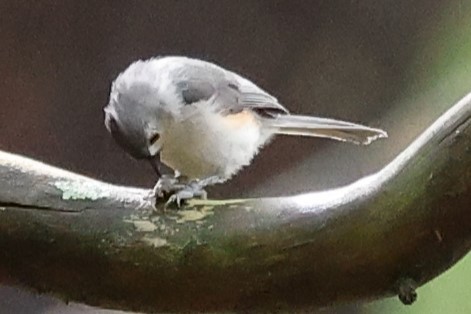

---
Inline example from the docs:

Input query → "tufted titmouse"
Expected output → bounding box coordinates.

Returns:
[104,56,387,206]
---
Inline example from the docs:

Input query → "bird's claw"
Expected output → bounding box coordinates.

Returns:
[152,175,181,198]
[151,176,210,209]
[165,184,207,208]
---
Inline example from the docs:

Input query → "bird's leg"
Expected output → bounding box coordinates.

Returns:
[152,174,186,198]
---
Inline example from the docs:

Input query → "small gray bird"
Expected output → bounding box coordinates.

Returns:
[104,56,387,206]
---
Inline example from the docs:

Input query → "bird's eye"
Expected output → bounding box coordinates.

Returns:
[149,133,160,145]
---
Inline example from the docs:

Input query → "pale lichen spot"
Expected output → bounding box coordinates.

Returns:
[176,206,214,223]
[142,235,168,248]
[187,198,246,207]
[124,219,158,232]
[53,180,111,201]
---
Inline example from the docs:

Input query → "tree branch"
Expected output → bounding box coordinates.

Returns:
[0,92,470,313]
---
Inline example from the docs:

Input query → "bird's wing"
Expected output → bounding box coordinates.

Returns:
[164,57,386,145]
[170,59,289,116]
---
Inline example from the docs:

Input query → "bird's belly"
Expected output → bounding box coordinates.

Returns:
[161,110,271,180]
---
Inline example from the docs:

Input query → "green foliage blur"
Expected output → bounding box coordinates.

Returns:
[363,2,471,313]
[365,255,471,313]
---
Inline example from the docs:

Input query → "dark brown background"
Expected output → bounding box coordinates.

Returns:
[1,1,469,313]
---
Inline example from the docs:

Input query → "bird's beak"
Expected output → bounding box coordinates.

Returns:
[148,152,162,178]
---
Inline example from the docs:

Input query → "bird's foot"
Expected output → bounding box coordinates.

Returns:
[165,180,208,208]
[151,176,221,209]
[152,175,182,198]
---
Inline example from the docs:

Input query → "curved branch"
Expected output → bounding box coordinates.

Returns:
[0,92,470,312]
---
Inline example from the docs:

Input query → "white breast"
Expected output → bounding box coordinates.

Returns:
[160,105,273,181]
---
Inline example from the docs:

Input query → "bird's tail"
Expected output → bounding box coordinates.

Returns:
[262,114,387,145]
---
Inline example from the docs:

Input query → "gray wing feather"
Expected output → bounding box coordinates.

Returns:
[171,61,289,115]
[177,80,216,104]
[263,114,388,145]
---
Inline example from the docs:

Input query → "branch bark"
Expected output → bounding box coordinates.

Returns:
[0,92,470,313]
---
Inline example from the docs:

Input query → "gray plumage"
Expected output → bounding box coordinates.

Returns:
[105,56,387,181]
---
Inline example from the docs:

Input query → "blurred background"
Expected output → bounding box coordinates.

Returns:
[0,0,470,313]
